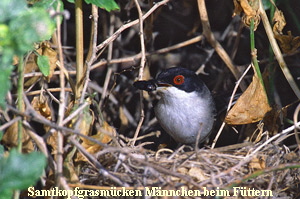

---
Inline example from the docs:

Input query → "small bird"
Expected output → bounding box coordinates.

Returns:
[134,67,216,145]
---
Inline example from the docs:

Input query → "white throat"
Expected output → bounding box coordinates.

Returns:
[154,86,215,144]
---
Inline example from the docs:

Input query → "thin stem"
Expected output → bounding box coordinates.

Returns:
[75,0,84,100]
[131,0,147,147]
[250,18,264,86]
[55,1,65,188]
[17,55,24,152]
[81,4,98,104]
[99,14,115,109]
[197,0,246,91]
[258,0,300,98]
[268,0,276,104]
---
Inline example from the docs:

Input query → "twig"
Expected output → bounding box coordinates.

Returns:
[293,103,300,150]
[25,88,73,96]
[23,35,203,80]
[92,35,203,70]
[62,101,90,125]
[68,136,128,186]
[99,14,116,108]
[95,0,170,52]
[0,116,21,132]
[258,0,300,98]
[200,121,300,187]
[226,163,300,188]
[197,0,246,91]
[55,0,66,188]
[211,64,252,148]
[17,54,25,152]
[22,121,49,158]
[131,0,147,147]
[75,0,85,99]
[85,4,99,66]
[80,4,98,104]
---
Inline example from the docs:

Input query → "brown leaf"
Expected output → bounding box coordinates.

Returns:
[31,95,52,121]
[119,106,129,131]
[24,53,40,87]
[249,156,266,170]
[188,167,208,181]
[36,41,58,81]
[3,120,34,153]
[75,121,116,162]
[225,75,271,125]
[272,9,286,35]
[47,131,58,154]
[24,42,58,87]
[31,95,57,154]
[240,0,258,17]
[233,0,260,30]
[272,9,300,54]
[275,31,300,55]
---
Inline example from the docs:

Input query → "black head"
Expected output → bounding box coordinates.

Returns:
[156,67,206,93]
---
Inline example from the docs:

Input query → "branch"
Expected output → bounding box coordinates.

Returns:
[197,0,246,91]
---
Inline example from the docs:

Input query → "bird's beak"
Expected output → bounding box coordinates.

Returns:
[133,79,157,92]
[134,79,172,92]
[156,82,172,88]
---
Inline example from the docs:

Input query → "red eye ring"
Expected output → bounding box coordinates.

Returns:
[173,75,184,85]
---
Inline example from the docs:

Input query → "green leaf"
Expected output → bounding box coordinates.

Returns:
[262,0,272,10]
[9,7,55,54]
[0,133,4,159]
[37,54,50,76]
[0,65,13,109]
[0,149,47,193]
[85,0,119,12]
[33,0,64,24]
[0,188,12,199]
[66,0,119,11]
[0,24,11,49]
[34,0,63,10]
[0,0,27,22]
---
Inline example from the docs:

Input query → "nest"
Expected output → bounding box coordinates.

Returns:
[77,129,300,199]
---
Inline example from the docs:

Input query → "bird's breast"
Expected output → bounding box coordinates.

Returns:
[154,87,215,144]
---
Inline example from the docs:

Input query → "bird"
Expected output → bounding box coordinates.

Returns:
[134,67,216,145]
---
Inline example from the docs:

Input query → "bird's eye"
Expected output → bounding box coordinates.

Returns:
[173,75,184,85]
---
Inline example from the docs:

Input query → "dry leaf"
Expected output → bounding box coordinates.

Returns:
[272,9,300,54]
[225,75,271,125]
[47,131,58,154]
[24,53,40,87]
[24,41,57,87]
[31,95,53,149]
[78,106,94,136]
[36,41,58,81]
[240,0,258,17]
[272,9,286,35]
[171,167,188,181]
[64,149,80,183]
[75,121,116,162]
[66,101,94,136]
[188,167,207,181]
[249,156,266,170]
[119,106,129,131]
[233,0,260,30]
[31,95,52,120]
[275,31,300,55]
[3,120,34,153]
